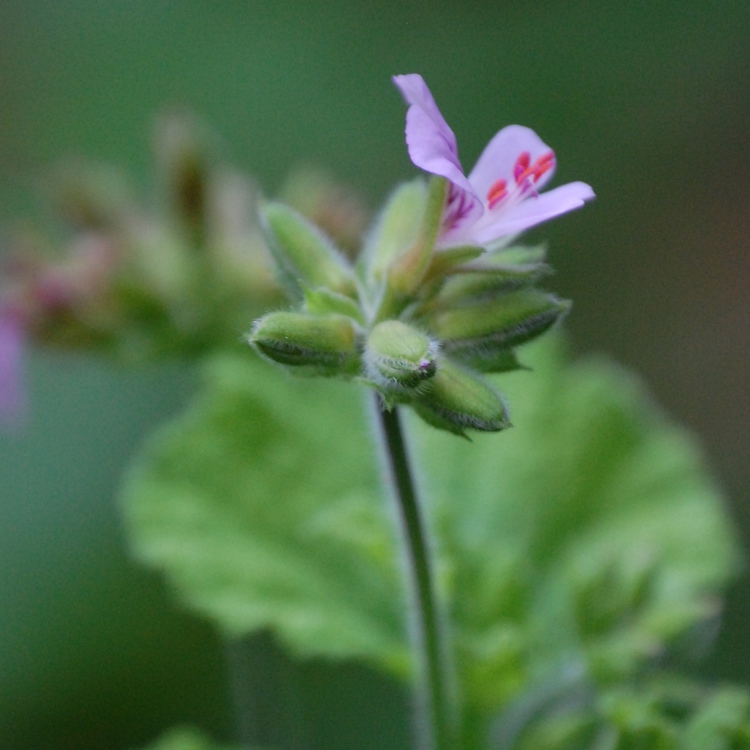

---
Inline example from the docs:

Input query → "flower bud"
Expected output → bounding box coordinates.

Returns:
[414,357,510,436]
[303,286,365,323]
[432,261,551,306]
[427,289,570,369]
[363,179,429,283]
[361,177,448,320]
[249,311,360,376]
[386,177,447,296]
[154,111,214,233]
[260,202,355,299]
[364,320,437,391]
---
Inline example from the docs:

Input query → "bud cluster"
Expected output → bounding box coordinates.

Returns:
[0,112,283,362]
[248,176,570,436]
[0,114,370,369]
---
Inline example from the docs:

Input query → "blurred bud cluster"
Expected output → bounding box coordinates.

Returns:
[0,112,367,364]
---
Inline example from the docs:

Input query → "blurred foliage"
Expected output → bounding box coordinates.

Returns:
[121,338,738,747]
[132,727,246,750]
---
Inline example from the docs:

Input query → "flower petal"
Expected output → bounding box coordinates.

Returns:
[470,181,596,244]
[393,74,477,199]
[0,309,26,427]
[468,125,557,200]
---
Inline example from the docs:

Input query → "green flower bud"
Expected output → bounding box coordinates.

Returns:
[249,311,360,376]
[260,202,355,299]
[364,320,438,391]
[422,245,484,282]
[362,178,428,282]
[303,286,365,324]
[414,358,510,436]
[428,289,570,369]
[432,262,551,306]
[386,177,447,297]
[362,177,447,319]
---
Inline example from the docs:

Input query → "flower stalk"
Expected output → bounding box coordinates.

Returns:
[374,397,457,750]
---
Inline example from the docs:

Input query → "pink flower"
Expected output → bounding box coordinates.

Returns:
[0,306,26,428]
[393,74,595,247]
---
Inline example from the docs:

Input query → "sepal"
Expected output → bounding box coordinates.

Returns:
[429,262,552,308]
[458,347,524,374]
[428,289,570,365]
[422,245,485,281]
[260,202,355,299]
[249,311,360,376]
[364,320,438,391]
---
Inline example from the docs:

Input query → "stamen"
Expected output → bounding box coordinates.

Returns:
[486,178,508,209]
[532,151,555,180]
[513,152,531,182]
[514,150,555,185]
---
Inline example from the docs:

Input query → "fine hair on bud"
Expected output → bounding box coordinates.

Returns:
[364,319,439,394]
[414,357,511,436]
[248,311,361,376]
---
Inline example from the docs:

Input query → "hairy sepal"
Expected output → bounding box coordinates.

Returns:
[260,201,355,299]
[429,290,571,362]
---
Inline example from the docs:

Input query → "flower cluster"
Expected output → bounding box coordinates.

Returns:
[249,74,594,435]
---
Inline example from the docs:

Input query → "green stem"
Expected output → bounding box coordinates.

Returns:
[374,397,457,750]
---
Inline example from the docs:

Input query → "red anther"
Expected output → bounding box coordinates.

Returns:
[532,151,555,180]
[513,152,531,182]
[515,150,555,184]
[486,178,508,209]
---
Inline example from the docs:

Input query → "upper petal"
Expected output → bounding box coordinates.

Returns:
[470,181,596,244]
[468,125,557,201]
[393,74,477,198]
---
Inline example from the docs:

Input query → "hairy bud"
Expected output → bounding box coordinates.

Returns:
[364,320,438,391]
[249,311,360,376]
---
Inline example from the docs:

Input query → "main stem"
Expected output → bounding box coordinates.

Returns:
[374,397,456,750]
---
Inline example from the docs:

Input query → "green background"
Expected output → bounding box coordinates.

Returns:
[1,2,748,748]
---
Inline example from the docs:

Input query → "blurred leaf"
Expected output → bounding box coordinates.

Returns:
[511,680,750,750]
[421,340,737,722]
[132,726,249,750]
[121,355,408,670]
[120,337,738,744]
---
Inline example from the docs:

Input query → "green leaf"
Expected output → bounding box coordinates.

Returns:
[509,680,750,750]
[120,337,738,744]
[121,354,409,671]
[412,339,737,739]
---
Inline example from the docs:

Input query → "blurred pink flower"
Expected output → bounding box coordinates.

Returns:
[0,306,26,428]
[393,73,594,247]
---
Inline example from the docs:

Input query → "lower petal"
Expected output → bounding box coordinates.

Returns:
[471,181,595,244]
